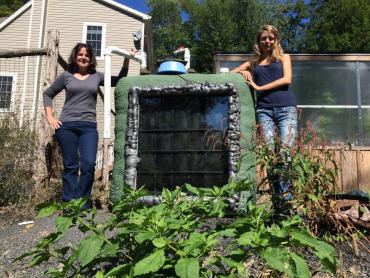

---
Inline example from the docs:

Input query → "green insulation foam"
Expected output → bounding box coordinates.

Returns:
[110,73,256,207]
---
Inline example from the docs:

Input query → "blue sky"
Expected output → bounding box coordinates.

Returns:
[116,0,150,14]
[115,0,312,17]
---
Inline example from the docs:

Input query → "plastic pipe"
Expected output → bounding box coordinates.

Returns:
[173,47,190,70]
[103,46,147,139]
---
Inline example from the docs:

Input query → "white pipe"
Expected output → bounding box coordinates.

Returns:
[31,0,47,130]
[20,0,35,127]
[173,47,190,70]
[103,46,147,139]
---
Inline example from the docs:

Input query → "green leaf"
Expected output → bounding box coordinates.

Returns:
[134,231,156,243]
[133,249,165,276]
[185,183,200,196]
[280,215,302,227]
[12,249,39,262]
[36,202,59,218]
[237,231,254,246]
[101,243,119,257]
[261,247,295,277]
[220,257,246,275]
[307,193,319,204]
[271,225,290,237]
[78,234,105,266]
[291,227,336,271]
[55,216,72,234]
[54,247,70,256]
[175,258,200,278]
[162,188,171,201]
[29,253,51,267]
[43,269,63,275]
[105,264,131,277]
[218,228,236,237]
[153,237,167,248]
[210,200,227,218]
[289,252,310,278]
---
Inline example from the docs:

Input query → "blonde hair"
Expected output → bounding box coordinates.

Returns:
[250,25,284,66]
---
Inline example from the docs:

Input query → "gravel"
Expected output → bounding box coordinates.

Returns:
[1,208,369,277]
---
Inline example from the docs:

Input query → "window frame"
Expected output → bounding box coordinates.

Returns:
[124,82,241,190]
[82,22,106,60]
[0,72,17,113]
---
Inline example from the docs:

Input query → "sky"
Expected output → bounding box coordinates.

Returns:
[116,0,150,14]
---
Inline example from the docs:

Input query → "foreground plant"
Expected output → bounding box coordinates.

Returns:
[15,179,337,277]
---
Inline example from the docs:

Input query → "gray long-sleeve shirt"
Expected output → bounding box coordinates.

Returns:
[43,68,128,123]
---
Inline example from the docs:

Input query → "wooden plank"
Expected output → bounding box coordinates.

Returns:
[357,150,370,193]
[256,164,269,191]
[331,150,343,192]
[94,165,114,180]
[340,150,358,193]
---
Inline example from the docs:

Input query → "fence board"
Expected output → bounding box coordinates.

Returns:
[357,150,370,193]
[341,150,358,193]
[330,150,343,192]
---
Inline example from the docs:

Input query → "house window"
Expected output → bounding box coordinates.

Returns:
[124,82,241,192]
[83,22,106,58]
[0,73,16,112]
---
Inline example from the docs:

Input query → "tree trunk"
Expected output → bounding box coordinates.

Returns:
[35,30,59,189]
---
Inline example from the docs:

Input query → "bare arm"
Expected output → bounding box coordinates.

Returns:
[229,61,253,81]
[45,106,62,129]
[247,54,292,91]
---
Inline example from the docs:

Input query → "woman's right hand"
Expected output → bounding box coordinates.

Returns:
[47,115,62,129]
[239,70,253,82]
[45,107,62,129]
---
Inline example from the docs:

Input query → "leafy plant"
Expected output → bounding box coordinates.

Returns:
[0,114,62,207]
[250,119,370,252]
[0,116,37,205]
[16,181,337,277]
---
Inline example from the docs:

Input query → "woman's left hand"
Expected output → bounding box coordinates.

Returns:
[246,79,260,91]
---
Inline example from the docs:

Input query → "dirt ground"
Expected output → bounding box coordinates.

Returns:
[0,206,369,278]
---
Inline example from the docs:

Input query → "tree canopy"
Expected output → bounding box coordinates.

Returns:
[0,0,28,18]
[147,0,369,73]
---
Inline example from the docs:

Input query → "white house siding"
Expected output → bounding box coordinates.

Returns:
[0,5,33,121]
[40,0,144,144]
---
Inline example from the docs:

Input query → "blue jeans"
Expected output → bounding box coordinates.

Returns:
[55,121,98,210]
[256,106,297,210]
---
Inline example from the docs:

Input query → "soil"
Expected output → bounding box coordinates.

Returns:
[0,207,369,278]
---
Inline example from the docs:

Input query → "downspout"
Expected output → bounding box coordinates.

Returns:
[31,0,47,130]
[20,0,35,127]
[103,46,147,139]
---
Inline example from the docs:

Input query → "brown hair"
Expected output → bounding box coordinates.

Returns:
[67,43,97,74]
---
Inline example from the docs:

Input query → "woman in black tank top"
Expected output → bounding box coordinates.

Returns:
[230,25,297,216]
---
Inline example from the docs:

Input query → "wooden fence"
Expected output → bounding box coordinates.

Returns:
[257,146,370,194]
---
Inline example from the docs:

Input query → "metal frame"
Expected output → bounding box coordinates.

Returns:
[124,82,241,189]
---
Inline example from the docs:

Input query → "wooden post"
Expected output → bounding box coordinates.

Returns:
[35,30,59,188]
[102,139,110,189]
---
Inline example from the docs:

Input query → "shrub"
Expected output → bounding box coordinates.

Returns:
[0,116,38,205]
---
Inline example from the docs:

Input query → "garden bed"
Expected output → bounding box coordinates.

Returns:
[1,206,369,278]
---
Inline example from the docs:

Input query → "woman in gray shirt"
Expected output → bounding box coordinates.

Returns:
[43,43,133,211]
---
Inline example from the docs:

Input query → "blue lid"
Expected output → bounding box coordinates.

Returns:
[156,61,187,74]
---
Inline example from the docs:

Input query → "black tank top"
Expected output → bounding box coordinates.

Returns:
[254,62,297,108]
